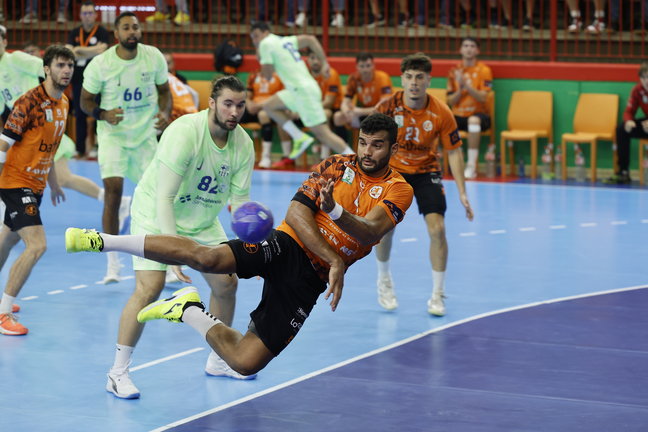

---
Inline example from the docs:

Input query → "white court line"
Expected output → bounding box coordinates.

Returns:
[21,296,38,301]
[611,221,627,225]
[580,222,597,227]
[489,229,506,234]
[400,238,418,243]
[131,347,205,372]
[550,225,566,229]
[519,227,536,232]
[149,284,648,432]
[642,219,648,224]
[69,284,88,290]
[459,232,476,237]
[47,290,64,295]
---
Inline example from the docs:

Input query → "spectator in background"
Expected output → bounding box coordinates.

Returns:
[163,53,198,121]
[22,41,41,57]
[293,0,346,28]
[447,37,493,179]
[566,0,608,34]
[65,0,109,159]
[146,0,190,26]
[332,52,392,146]
[20,0,70,24]
[604,61,648,185]
[367,0,410,27]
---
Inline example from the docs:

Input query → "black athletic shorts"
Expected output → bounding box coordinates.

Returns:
[227,230,326,356]
[0,188,43,231]
[454,113,491,132]
[400,172,447,216]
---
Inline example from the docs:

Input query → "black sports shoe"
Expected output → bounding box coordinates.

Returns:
[603,172,631,184]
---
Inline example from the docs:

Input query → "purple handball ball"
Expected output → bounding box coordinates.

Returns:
[231,201,274,244]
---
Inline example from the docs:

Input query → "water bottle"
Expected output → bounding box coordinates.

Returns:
[574,145,586,182]
[485,145,496,178]
[541,143,553,180]
[518,158,525,178]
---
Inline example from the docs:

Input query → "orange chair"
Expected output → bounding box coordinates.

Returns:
[241,122,262,164]
[637,139,648,185]
[187,80,212,110]
[560,93,619,182]
[500,91,553,179]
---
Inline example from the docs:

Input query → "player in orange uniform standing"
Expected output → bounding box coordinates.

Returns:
[240,70,285,169]
[447,37,493,179]
[333,52,393,144]
[0,45,75,335]
[374,53,474,316]
[164,53,198,122]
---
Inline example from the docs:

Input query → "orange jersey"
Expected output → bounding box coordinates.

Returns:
[345,70,393,108]
[0,84,69,193]
[246,71,284,103]
[376,91,461,174]
[447,61,493,117]
[276,154,413,281]
[312,67,343,110]
[168,73,198,121]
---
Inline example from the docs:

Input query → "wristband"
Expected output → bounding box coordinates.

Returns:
[92,107,105,120]
[0,151,6,163]
[326,202,343,221]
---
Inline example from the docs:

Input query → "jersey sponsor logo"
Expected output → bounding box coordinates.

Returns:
[296,307,308,319]
[342,166,355,184]
[423,120,433,132]
[394,115,404,128]
[243,243,259,254]
[339,245,355,256]
[383,199,405,223]
[24,203,38,216]
[449,129,461,145]
[21,196,36,204]
[45,109,53,122]
[369,185,383,199]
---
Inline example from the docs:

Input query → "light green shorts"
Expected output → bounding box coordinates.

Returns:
[130,213,228,271]
[277,82,326,128]
[54,134,76,162]
[97,135,157,183]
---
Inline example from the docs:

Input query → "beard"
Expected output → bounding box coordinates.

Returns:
[121,38,139,51]
[52,76,70,91]
[213,111,237,131]
[359,155,389,174]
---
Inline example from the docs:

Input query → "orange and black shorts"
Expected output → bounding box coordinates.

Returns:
[0,188,43,231]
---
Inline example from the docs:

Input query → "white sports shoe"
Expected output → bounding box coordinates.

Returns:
[118,196,132,234]
[103,252,122,284]
[258,157,272,169]
[330,13,345,28]
[427,293,446,316]
[377,275,398,310]
[106,367,140,399]
[205,351,257,380]
[295,12,307,27]
[464,164,477,179]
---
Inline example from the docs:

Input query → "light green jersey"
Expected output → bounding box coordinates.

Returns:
[258,34,316,91]
[131,110,255,236]
[82,43,168,147]
[0,50,43,109]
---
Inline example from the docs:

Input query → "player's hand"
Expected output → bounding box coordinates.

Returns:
[155,112,170,131]
[104,108,124,125]
[460,193,474,221]
[625,120,637,133]
[318,178,336,213]
[454,70,464,88]
[170,265,192,284]
[50,186,65,206]
[324,257,345,311]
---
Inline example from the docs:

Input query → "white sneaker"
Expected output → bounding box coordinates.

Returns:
[464,164,477,179]
[568,18,582,33]
[258,157,272,169]
[377,275,398,310]
[205,351,257,380]
[103,252,122,284]
[331,13,344,28]
[118,196,131,234]
[56,12,66,23]
[106,367,140,399]
[295,12,307,27]
[427,293,446,316]
[586,19,606,34]
[165,268,182,285]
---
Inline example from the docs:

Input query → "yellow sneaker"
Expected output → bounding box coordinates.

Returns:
[137,287,203,323]
[289,135,315,160]
[173,11,191,26]
[65,228,104,253]
[146,11,170,23]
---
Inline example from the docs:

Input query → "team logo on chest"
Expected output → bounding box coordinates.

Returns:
[45,109,53,122]
[394,115,404,128]
[342,166,355,184]
[369,185,383,199]
[423,120,433,132]
[219,164,230,177]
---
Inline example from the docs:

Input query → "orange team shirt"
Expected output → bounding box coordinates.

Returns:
[0,84,69,193]
[246,71,284,103]
[312,67,343,110]
[447,61,493,117]
[376,91,462,174]
[168,73,198,121]
[345,70,393,108]
[276,154,413,281]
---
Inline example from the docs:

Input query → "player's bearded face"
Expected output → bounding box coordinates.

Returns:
[116,18,142,51]
[213,89,246,131]
[48,57,74,91]
[357,131,392,175]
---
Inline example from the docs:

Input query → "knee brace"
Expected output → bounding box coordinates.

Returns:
[261,123,274,142]
[468,123,481,133]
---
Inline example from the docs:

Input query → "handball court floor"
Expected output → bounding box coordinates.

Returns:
[2,161,648,431]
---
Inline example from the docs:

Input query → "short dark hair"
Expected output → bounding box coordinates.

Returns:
[400,53,432,74]
[115,11,137,28]
[250,21,271,33]
[210,75,246,100]
[356,52,374,63]
[43,45,75,68]
[81,0,96,7]
[639,61,648,77]
[22,40,39,51]
[360,113,398,146]
[461,37,480,48]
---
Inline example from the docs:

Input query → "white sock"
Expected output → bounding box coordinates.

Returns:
[571,10,580,19]
[320,145,331,159]
[376,259,391,279]
[432,270,446,296]
[111,344,134,371]
[281,121,306,141]
[0,293,16,314]
[102,234,145,257]
[281,140,292,157]
[97,188,105,202]
[183,306,222,339]
[467,148,479,166]
[261,141,272,159]
[594,10,605,19]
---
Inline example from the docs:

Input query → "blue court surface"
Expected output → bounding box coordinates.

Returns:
[2,161,647,431]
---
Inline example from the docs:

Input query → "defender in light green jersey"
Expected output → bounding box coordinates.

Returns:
[104,76,256,400]
[250,21,353,161]
[80,11,171,284]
